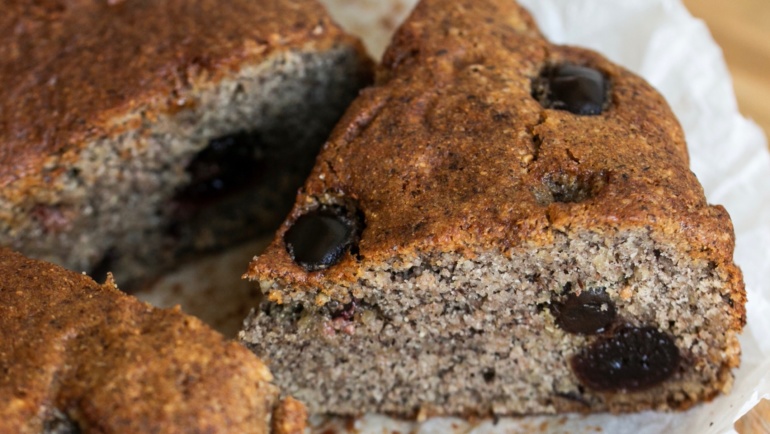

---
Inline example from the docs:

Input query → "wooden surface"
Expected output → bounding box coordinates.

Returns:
[683,0,770,143]
[681,1,770,432]
[736,399,770,434]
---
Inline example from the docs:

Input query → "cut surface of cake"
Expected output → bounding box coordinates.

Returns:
[0,0,372,287]
[240,0,746,416]
[0,248,305,434]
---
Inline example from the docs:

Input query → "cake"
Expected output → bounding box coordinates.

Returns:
[240,0,746,416]
[0,0,372,288]
[0,248,305,433]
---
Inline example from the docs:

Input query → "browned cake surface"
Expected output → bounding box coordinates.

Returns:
[271,397,308,434]
[243,0,745,417]
[248,0,743,309]
[0,248,300,433]
[0,0,354,192]
[0,0,372,287]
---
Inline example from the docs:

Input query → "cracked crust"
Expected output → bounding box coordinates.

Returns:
[0,0,373,287]
[243,0,745,417]
[0,0,362,191]
[246,0,744,326]
[0,248,305,433]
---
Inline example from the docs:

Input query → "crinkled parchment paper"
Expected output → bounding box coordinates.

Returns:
[141,0,770,432]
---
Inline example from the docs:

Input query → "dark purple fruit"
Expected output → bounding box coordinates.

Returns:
[532,64,608,115]
[571,326,680,392]
[552,288,616,334]
[284,206,361,271]
[175,131,266,203]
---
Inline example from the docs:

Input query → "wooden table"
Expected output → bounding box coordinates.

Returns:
[681,1,770,432]
[684,0,770,143]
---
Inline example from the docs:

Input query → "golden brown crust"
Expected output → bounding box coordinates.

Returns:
[246,0,744,330]
[0,248,280,433]
[271,397,308,434]
[0,0,366,197]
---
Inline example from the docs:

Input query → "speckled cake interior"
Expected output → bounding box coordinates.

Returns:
[240,0,745,417]
[243,230,739,415]
[0,0,371,288]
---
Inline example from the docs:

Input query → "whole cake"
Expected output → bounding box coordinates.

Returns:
[240,0,746,416]
[0,248,305,433]
[0,0,371,287]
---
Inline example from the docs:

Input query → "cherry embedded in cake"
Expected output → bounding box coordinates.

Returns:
[240,0,745,417]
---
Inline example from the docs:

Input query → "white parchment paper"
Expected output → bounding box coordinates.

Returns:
[314,0,770,432]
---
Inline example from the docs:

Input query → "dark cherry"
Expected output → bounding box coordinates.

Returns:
[284,206,361,271]
[571,326,680,392]
[175,131,266,203]
[532,64,608,115]
[552,287,616,334]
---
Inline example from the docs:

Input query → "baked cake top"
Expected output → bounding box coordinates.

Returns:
[0,0,365,192]
[245,0,744,327]
[0,248,281,432]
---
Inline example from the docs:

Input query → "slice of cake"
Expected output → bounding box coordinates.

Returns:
[240,0,746,416]
[0,0,372,288]
[0,248,305,433]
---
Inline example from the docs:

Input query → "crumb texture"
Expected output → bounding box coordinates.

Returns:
[0,0,372,287]
[243,231,741,415]
[242,0,745,417]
